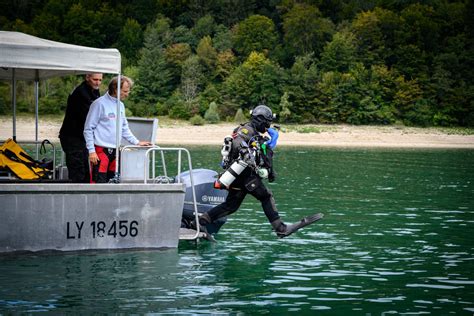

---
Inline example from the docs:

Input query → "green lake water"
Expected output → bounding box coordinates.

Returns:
[1,146,473,314]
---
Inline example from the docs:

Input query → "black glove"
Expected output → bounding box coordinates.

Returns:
[268,169,276,182]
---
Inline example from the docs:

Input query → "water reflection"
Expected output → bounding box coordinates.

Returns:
[1,147,473,314]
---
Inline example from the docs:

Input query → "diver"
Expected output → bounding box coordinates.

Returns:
[197,104,323,238]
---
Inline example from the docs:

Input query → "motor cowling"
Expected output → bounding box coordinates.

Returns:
[177,169,228,234]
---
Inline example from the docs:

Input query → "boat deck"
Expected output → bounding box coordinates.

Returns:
[179,228,209,240]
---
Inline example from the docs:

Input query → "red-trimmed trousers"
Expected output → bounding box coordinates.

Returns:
[90,145,116,183]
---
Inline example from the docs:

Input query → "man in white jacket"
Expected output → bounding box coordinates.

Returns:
[84,75,151,183]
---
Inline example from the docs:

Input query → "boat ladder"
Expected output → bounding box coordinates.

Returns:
[141,147,207,241]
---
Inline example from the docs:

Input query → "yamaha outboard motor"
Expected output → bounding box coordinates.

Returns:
[177,169,228,234]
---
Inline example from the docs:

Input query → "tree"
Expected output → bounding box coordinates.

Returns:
[173,25,196,45]
[351,8,401,67]
[215,50,236,81]
[320,30,357,73]
[134,16,175,104]
[204,101,220,123]
[393,76,431,126]
[95,3,123,47]
[116,18,143,66]
[282,3,335,57]
[213,0,258,27]
[181,55,204,103]
[31,13,62,41]
[314,64,398,124]
[213,24,233,52]
[165,43,193,80]
[285,54,320,122]
[399,4,440,54]
[234,108,247,123]
[223,51,286,113]
[30,0,68,41]
[196,36,218,79]
[63,4,105,47]
[192,14,216,42]
[279,92,292,123]
[232,15,278,58]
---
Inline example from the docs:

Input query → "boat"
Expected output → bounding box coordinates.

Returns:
[0,31,225,253]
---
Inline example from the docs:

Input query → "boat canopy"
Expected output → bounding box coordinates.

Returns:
[0,31,123,163]
[0,31,121,80]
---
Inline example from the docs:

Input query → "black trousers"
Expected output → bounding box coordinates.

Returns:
[60,136,90,183]
[207,173,280,224]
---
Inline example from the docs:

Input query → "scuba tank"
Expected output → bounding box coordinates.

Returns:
[214,159,248,189]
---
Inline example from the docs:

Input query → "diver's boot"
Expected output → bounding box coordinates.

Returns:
[190,212,210,229]
[199,212,212,226]
[271,213,324,238]
[190,212,216,242]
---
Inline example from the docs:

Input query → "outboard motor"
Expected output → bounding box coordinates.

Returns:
[177,169,228,235]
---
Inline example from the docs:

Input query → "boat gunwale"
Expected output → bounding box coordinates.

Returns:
[0,182,186,193]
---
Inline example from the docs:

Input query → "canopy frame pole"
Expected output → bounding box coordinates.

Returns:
[34,70,39,159]
[112,74,122,183]
[11,69,16,142]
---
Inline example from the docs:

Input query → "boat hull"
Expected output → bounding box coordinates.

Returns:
[0,183,185,253]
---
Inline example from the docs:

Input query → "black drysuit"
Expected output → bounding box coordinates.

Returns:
[205,122,281,224]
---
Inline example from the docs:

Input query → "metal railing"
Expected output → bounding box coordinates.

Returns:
[119,145,201,240]
[145,147,200,240]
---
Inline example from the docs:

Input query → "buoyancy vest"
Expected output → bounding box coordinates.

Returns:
[228,123,274,171]
[0,138,51,180]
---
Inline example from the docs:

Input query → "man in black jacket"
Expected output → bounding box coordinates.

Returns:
[59,73,103,183]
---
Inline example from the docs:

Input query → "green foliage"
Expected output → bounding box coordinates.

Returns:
[198,84,221,114]
[314,64,400,125]
[155,102,169,116]
[320,30,357,72]
[3,0,472,126]
[232,15,278,58]
[279,92,292,123]
[223,52,286,112]
[213,24,233,52]
[127,100,156,117]
[215,50,236,80]
[234,108,247,124]
[282,4,335,56]
[117,18,143,65]
[190,114,205,125]
[134,16,176,104]
[38,77,74,115]
[286,54,320,122]
[0,88,7,115]
[204,101,220,123]
[181,55,205,102]
[351,8,401,66]
[165,43,193,84]
[168,95,191,120]
[192,15,216,43]
[196,36,218,78]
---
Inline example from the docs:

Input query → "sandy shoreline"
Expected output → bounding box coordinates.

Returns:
[1,117,473,148]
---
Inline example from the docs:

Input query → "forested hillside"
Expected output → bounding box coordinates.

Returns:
[1,0,473,126]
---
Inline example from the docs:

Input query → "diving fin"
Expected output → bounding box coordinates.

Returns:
[189,215,217,242]
[274,213,324,238]
[202,231,217,242]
